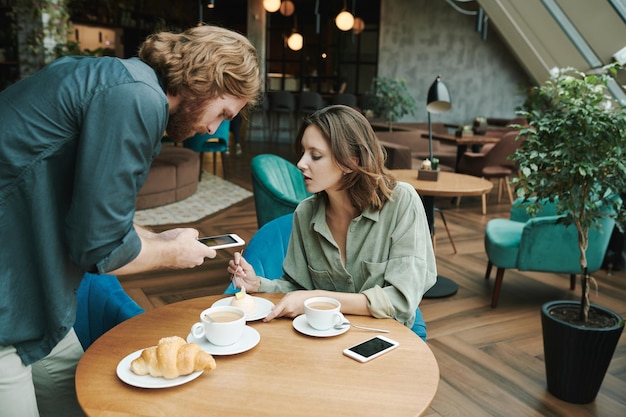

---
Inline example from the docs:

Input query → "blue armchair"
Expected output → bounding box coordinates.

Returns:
[225,213,428,340]
[250,154,312,228]
[74,273,144,350]
[183,120,230,179]
[484,198,616,308]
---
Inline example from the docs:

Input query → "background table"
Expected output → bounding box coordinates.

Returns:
[391,170,493,297]
[76,293,439,417]
[421,132,501,170]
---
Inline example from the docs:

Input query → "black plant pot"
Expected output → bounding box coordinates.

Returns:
[541,300,624,404]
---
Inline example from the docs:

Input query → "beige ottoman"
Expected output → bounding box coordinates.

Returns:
[136,146,200,210]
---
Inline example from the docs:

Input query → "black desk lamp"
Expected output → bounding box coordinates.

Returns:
[426,76,452,162]
[423,76,458,299]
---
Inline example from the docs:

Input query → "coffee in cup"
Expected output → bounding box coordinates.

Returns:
[304,297,344,331]
[191,306,246,346]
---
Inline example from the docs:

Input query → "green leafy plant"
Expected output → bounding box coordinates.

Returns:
[12,0,73,77]
[511,63,626,324]
[369,76,416,131]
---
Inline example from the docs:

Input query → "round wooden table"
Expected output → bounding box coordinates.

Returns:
[76,293,440,417]
[391,170,493,298]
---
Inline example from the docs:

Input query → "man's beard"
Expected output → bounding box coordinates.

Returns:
[166,97,208,142]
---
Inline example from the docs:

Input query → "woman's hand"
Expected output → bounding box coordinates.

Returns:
[263,290,323,322]
[227,252,260,292]
[264,290,370,323]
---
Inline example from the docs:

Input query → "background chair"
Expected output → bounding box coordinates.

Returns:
[246,93,270,141]
[225,213,428,340]
[183,120,230,179]
[297,91,324,120]
[332,93,359,108]
[250,153,312,228]
[74,273,144,350]
[269,91,296,142]
[456,131,525,210]
[484,197,616,308]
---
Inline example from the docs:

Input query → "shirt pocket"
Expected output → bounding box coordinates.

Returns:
[307,266,339,291]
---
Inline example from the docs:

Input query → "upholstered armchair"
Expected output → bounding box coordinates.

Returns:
[250,154,312,228]
[484,198,616,308]
[74,273,144,349]
[183,120,230,178]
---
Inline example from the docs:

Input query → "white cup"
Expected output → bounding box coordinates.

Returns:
[304,297,345,331]
[191,306,246,346]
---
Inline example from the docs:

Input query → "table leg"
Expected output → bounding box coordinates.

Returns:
[420,195,459,299]
[454,144,468,172]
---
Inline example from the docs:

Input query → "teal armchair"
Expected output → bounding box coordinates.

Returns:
[74,273,144,349]
[250,154,311,228]
[183,120,230,179]
[484,198,615,308]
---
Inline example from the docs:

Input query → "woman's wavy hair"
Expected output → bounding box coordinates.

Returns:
[138,25,262,111]
[295,105,396,212]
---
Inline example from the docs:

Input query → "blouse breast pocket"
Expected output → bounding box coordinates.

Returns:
[307,266,339,291]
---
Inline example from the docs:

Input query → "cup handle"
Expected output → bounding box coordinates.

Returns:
[333,312,345,325]
[191,322,205,339]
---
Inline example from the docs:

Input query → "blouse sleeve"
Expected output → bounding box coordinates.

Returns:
[362,184,437,327]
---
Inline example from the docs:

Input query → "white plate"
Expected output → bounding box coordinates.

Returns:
[116,349,203,389]
[186,326,260,355]
[211,296,274,321]
[292,314,351,338]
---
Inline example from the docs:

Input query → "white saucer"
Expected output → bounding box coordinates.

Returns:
[186,326,260,355]
[116,349,203,388]
[211,296,274,321]
[292,314,350,338]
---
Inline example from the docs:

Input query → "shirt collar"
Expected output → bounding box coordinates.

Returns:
[309,196,380,232]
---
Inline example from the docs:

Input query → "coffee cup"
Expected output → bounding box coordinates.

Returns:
[304,297,345,331]
[191,306,246,346]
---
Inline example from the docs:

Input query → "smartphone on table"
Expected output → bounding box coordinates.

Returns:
[197,233,245,250]
[343,335,400,363]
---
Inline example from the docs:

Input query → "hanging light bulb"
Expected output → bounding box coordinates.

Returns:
[335,10,354,31]
[207,0,215,9]
[287,32,303,51]
[279,0,295,16]
[263,0,281,13]
[352,17,365,34]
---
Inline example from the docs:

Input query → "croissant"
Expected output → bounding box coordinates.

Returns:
[130,336,216,379]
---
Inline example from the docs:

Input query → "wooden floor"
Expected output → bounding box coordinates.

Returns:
[121,138,626,417]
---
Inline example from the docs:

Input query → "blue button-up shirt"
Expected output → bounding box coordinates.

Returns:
[0,56,167,364]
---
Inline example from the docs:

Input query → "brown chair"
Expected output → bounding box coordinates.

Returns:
[456,131,525,211]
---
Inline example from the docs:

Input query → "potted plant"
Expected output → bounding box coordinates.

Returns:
[368,76,416,131]
[511,64,626,403]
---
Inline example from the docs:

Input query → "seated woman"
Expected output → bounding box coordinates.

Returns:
[228,105,436,334]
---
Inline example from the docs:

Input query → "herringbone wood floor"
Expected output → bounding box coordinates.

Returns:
[121,139,626,417]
